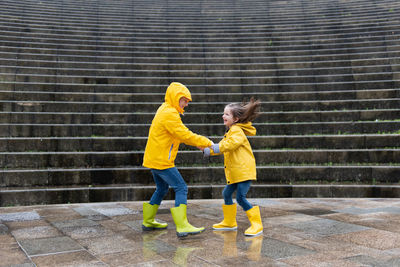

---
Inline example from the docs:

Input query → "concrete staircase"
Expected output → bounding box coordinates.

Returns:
[0,0,399,206]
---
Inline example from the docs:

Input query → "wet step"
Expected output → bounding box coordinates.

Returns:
[0,134,398,152]
[1,149,400,169]
[1,109,399,124]
[0,99,398,112]
[1,67,398,81]
[3,182,400,206]
[2,48,399,63]
[0,121,399,137]
[1,64,399,78]
[0,5,398,28]
[1,57,397,71]
[3,79,392,93]
[0,29,398,46]
[1,89,399,102]
[0,165,398,188]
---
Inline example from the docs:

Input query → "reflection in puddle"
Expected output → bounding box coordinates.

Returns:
[214,231,264,261]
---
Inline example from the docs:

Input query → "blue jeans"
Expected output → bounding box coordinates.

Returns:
[223,180,253,211]
[149,167,188,207]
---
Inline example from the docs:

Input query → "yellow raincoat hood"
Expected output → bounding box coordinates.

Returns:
[165,82,192,114]
[236,122,256,136]
[143,82,212,170]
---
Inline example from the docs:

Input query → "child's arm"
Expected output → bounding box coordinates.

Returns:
[204,126,245,157]
[164,112,213,148]
[212,126,246,153]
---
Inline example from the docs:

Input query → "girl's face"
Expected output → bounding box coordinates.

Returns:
[222,106,237,128]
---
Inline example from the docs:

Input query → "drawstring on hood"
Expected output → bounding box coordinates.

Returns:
[165,82,192,114]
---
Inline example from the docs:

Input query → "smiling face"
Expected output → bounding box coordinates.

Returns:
[222,106,238,128]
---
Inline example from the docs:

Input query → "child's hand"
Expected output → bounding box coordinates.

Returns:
[197,146,205,151]
[203,147,211,158]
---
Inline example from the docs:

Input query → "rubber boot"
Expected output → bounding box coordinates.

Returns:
[212,203,238,231]
[170,204,205,237]
[244,206,263,236]
[142,203,168,231]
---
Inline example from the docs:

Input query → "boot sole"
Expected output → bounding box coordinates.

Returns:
[142,225,168,231]
[176,228,205,238]
[244,230,263,237]
[212,227,237,231]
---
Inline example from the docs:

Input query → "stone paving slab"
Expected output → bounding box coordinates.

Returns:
[1,198,400,266]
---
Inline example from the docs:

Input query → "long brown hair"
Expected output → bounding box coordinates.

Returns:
[226,97,261,123]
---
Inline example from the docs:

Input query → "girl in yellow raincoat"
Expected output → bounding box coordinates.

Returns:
[142,82,213,237]
[204,98,263,236]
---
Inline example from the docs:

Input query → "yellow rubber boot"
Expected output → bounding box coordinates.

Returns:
[213,203,238,231]
[244,206,263,236]
[170,204,205,237]
[142,203,168,231]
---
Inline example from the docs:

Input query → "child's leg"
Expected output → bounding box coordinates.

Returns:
[222,184,237,205]
[236,180,253,211]
[149,169,170,205]
[150,167,188,207]
[213,183,238,230]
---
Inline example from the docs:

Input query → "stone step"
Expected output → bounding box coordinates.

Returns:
[0,8,397,30]
[1,81,398,93]
[0,99,398,112]
[0,27,398,44]
[1,26,398,48]
[1,64,398,78]
[2,44,398,60]
[0,5,397,27]
[0,134,398,152]
[2,73,397,87]
[1,89,399,102]
[0,121,399,137]
[1,109,398,124]
[2,0,395,13]
[1,56,396,70]
[0,165,398,188]
[1,3,396,19]
[1,149,400,169]
[2,65,397,81]
[1,18,397,38]
[1,67,398,83]
[3,183,400,206]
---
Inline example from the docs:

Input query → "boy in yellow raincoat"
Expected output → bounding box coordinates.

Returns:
[142,82,213,237]
[204,98,263,237]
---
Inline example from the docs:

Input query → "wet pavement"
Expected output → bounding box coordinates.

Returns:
[1,198,400,266]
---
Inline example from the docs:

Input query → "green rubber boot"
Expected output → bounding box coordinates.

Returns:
[170,204,205,237]
[142,203,168,231]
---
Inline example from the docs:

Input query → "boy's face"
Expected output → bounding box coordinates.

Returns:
[179,97,190,110]
[222,106,237,128]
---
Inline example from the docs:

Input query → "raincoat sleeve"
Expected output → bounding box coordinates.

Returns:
[164,112,212,148]
[213,126,245,154]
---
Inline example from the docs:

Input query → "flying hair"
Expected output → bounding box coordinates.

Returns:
[226,97,261,123]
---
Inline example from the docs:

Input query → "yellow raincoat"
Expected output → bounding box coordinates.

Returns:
[143,82,213,170]
[210,122,257,184]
